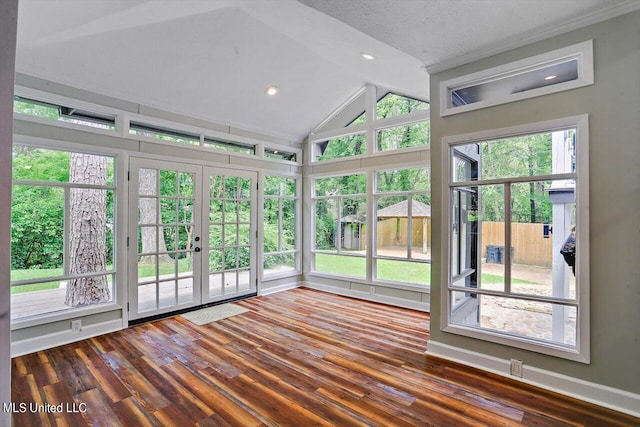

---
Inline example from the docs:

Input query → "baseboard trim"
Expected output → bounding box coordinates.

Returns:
[426,340,640,418]
[259,281,301,296]
[303,281,429,312]
[11,318,123,357]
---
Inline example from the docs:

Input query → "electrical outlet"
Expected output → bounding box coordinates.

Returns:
[510,358,523,377]
[71,319,82,334]
[370,286,376,295]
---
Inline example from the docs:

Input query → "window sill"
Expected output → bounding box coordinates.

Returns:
[442,323,589,363]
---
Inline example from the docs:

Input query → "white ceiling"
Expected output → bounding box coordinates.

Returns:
[15,0,640,141]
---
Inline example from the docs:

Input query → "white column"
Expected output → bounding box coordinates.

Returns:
[0,1,18,424]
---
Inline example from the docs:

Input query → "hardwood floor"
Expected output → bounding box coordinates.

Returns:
[11,288,639,426]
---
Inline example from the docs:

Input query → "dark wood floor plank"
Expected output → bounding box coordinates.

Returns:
[11,288,640,426]
[75,388,124,427]
[74,346,131,403]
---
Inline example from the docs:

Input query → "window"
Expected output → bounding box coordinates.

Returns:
[313,174,367,278]
[310,88,430,162]
[314,133,366,162]
[376,122,430,152]
[376,92,429,119]
[440,40,594,116]
[14,96,116,130]
[264,147,297,162]
[129,122,200,146]
[11,146,117,321]
[444,116,589,361]
[374,167,431,286]
[204,137,255,155]
[263,175,299,276]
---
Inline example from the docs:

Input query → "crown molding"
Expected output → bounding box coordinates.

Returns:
[426,0,640,75]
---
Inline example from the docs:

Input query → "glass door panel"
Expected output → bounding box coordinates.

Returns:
[129,159,202,320]
[203,168,256,303]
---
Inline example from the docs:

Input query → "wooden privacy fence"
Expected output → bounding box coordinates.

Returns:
[482,221,552,267]
[348,218,433,251]
[375,217,432,248]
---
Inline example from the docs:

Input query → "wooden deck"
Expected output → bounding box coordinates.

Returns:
[11,288,639,426]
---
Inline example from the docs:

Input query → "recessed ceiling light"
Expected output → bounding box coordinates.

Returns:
[360,52,375,60]
[265,86,278,96]
[544,75,557,80]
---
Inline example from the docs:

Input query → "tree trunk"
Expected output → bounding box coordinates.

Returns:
[65,153,110,307]
[138,168,171,264]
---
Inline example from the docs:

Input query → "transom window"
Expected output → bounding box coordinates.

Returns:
[444,116,589,362]
[310,88,430,162]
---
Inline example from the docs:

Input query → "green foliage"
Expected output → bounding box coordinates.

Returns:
[317,133,366,161]
[11,185,64,269]
[315,174,366,196]
[11,147,115,271]
[376,93,429,119]
[318,92,430,161]
[377,122,430,151]
[14,99,59,120]
[263,176,297,269]
[376,167,430,193]
[479,133,554,223]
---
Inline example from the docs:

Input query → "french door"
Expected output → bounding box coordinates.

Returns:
[128,158,257,320]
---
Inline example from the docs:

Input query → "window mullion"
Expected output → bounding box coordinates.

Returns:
[335,197,342,254]
[407,196,413,259]
[278,198,283,252]
[504,182,512,294]
[63,187,70,276]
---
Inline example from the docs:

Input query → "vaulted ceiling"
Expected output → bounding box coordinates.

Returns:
[15,0,640,141]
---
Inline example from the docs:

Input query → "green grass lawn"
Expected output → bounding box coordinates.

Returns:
[315,253,537,286]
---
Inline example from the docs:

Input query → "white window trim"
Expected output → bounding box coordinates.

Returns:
[441,115,590,363]
[440,40,594,117]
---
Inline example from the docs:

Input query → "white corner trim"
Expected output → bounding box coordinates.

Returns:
[425,340,640,418]
[11,318,123,357]
[426,0,640,74]
[259,281,301,296]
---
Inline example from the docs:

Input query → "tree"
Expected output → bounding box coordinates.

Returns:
[480,133,552,223]
[138,168,171,264]
[65,153,111,306]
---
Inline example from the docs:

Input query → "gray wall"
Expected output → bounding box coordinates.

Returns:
[0,1,18,424]
[430,11,640,394]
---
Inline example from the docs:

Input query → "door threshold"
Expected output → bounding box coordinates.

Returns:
[128,292,257,326]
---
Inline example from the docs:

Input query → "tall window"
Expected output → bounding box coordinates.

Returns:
[263,175,299,276]
[11,146,116,321]
[445,117,589,361]
[313,174,367,278]
[374,167,431,286]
